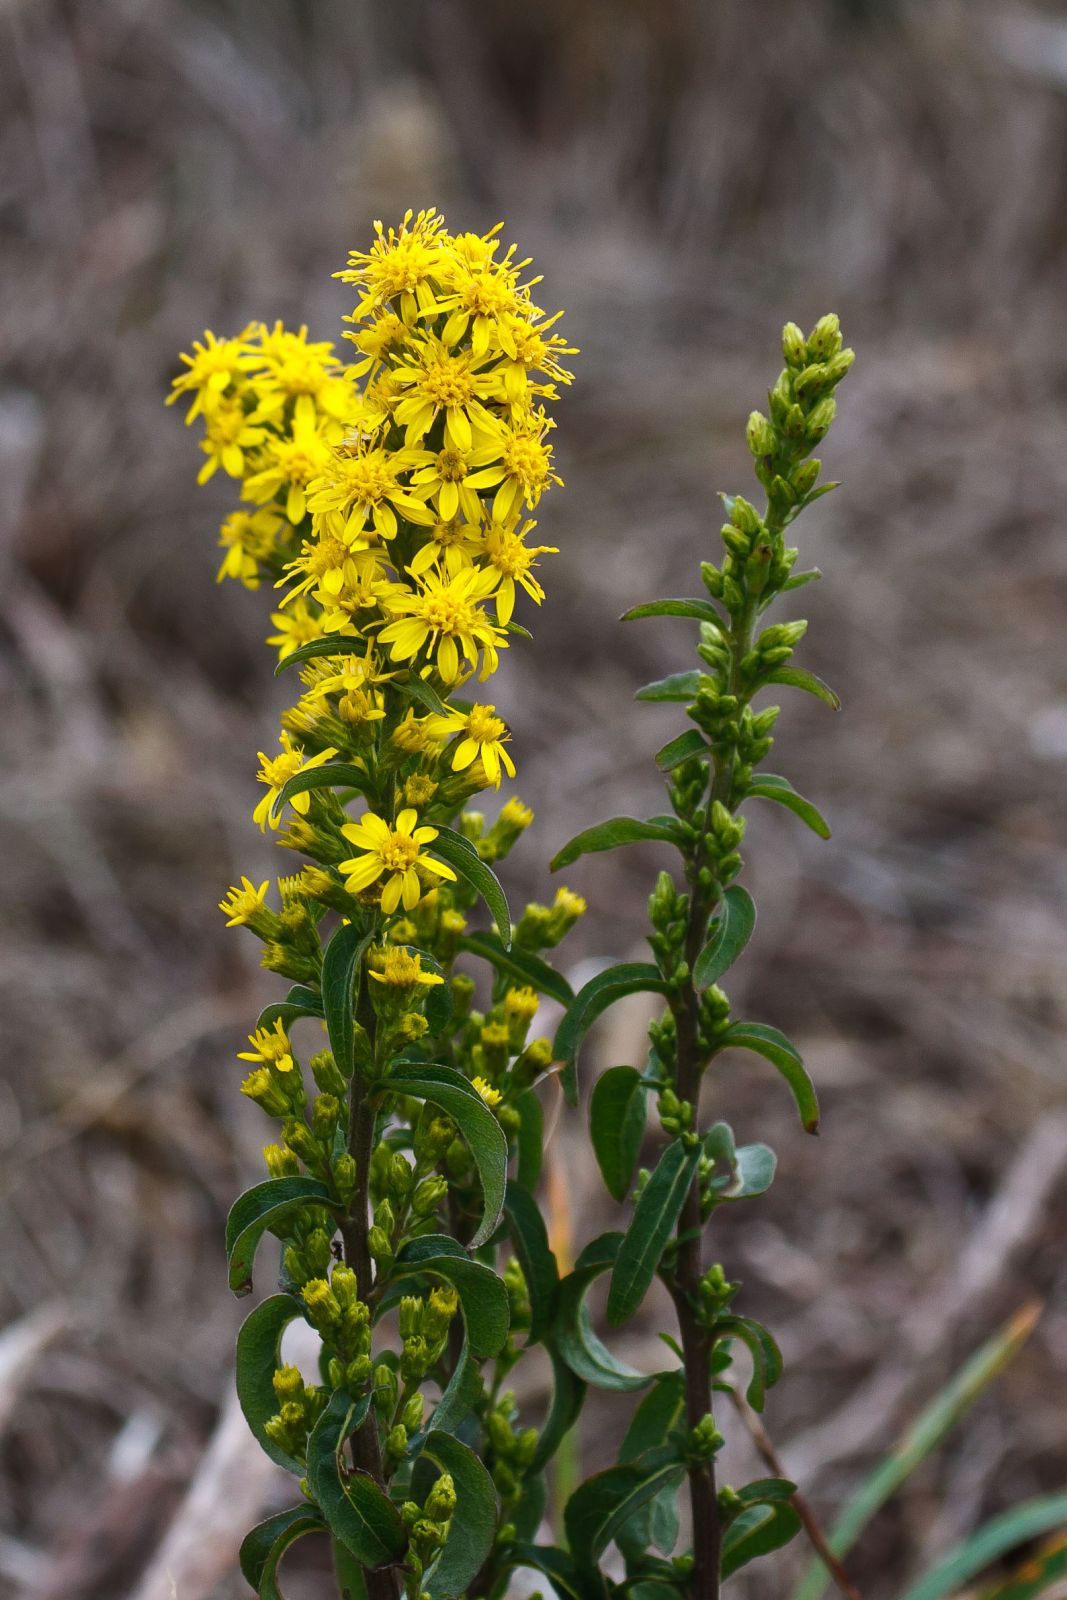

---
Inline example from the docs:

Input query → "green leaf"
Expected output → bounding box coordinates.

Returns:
[607,1140,700,1326]
[424,1333,482,1439]
[704,1125,777,1203]
[720,1500,802,1578]
[745,774,831,839]
[764,665,840,710]
[635,671,703,703]
[331,1537,369,1600]
[393,673,449,715]
[590,1065,648,1202]
[256,984,325,1033]
[274,637,356,675]
[226,1177,337,1296]
[655,730,709,772]
[719,1023,820,1134]
[792,1303,1041,1600]
[394,1234,510,1358]
[565,1447,686,1565]
[555,1233,656,1392]
[416,1431,499,1598]
[457,930,574,1008]
[621,598,723,625]
[532,1340,587,1471]
[550,817,683,873]
[307,1392,407,1568]
[515,1089,544,1191]
[897,1496,1067,1600]
[715,1315,783,1412]
[509,1544,611,1600]
[430,826,511,947]
[554,963,668,1105]
[502,1181,559,1343]
[235,1294,307,1473]
[240,1505,325,1598]
[322,923,372,1077]
[694,885,757,989]
[620,1372,686,1464]
[384,1064,507,1248]
[782,568,822,592]
[270,762,371,820]
[980,1536,1067,1600]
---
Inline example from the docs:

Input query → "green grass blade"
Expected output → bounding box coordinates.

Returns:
[898,1496,1067,1600]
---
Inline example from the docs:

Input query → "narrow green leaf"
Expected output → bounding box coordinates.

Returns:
[554,963,668,1106]
[721,1501,802,1578]
[532,1340,587,1471]
[322,923,372,1077]
[515,1089,544,1191]
[393,674,449,715]
[331,1536,369,1600]
[275,636,356,675]
[550,817,683,873]
[424,1334,482,1439]
[635,671,703,703]
[270,762,371,820]
[416,1431,498,1598]
[745,774,831,839]
[980,1535,1067,1600]
[555,1233,655,1392]
[792,1303,1041,1600]
[394,1234,510,1358]
[898,1496,1067,1600]
[655,730,709,772]
[510,1544,611,1600]
[235,1294,307,1474]
[764,665,840,710]
[457,930,574,1008]
[307,1392,407,1568]
[621,598,723,624]
[240,1505,325,1597]
[503,1181,559,1344]
[226,1177,336,1296]
[782,568,822,591]
[565,1446,685,1565]
[694,885,757,989]
[384,1064,507,1248]
[715,1315,783,1412]
[607,1140,700,1325]
[620,1372,686,1464]
[590,1065,648,1202]
[256,984,324,1033]
[430,826,511,947]
[719,1022,820,1134]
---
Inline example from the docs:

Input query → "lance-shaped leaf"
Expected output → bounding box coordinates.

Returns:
[457,930,575,1008]
[607,1139,701,1326]
[515,1088,544,1191]
[414,1431,498,1598]
[422,1335,482,1440]
[554,963,668,1105]
[240,1505,325,1598]
[226,1176,337,1296]
[635,670,703,703]
[531,1340,587,1472]
[270,762,371,820]
[655,729,709,772]
[764,665,840,710]
[502,1181,560,1344]
[509,1544,612,1600]
[621,598,723,624]
[718,1022,820,1134]
[589,1065,648,1202]
[694,885,757,989]
[384,1064,507,1248]
[393,673,449,716]
[745,773,831,839]
[275,636,356,675]
[564,1446,686,1566]
[307,1392,407,1568]
[615,1374,687,1564]
[322,923,372,1077]
[896,1495,1067,1600]
[714,1315,783,1412]
[235,1294,308,1474]
[429,826,511,947]
[256,984,325,1033]
[393,1234,510,1358]
[555,1233,656,1392]
[550,817,683,874]
[721,1496,802,1578]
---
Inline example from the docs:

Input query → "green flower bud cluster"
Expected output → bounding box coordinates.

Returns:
[401,1471,457,1582]
[695,1263,740,1328]
[658,1087,693,1139]
[396,1287,459,1386]
[263,1362,328,1460]
[514,885,587,950]
[301,1264,372,1379]
[484,1392,539,1512]
[685,1412,724,1464]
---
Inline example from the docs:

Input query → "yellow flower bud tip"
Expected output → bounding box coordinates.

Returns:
[440,909,467,936]
[480,1022,510,1050]
[403,774,438,808]
[499,797,534,831]
[471,1076,503,1108]
[219,876,270,927]
[237,1016,296,1073]
[553,886,586,920]
[504,986,539,1022]
[368,947,445,987]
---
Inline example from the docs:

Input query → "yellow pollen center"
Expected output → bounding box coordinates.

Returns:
[502,435,548,485]
[309,537,347,574]
[467,706,506,743]
[263,752,303,786]
[436,449,468,483]
[381,833,420,871]
[420,355,475,408]
[423,593,474,636]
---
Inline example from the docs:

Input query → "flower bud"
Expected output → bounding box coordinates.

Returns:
[781,321,807,366]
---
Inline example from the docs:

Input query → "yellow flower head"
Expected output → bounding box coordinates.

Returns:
[481,517,556,624]
[237,1017,295,1074]
[266,597,325,660]
[471,1076,503,1109]
[218,876,270,928]
[426,703,516,787]
[338,808,457,915]
[168,326,259,422]
[216,508,285,589]
[378,565,506,684]
[368,947,445,989]
[252,730,338,831]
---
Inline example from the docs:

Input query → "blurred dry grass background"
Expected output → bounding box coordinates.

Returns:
[3,0,1067,1595]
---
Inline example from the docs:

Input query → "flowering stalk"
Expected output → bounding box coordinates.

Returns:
[544,316,854,1599]
[172,212,588,1600]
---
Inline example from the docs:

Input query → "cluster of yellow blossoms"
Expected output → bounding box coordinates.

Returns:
[173,209,575,923]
